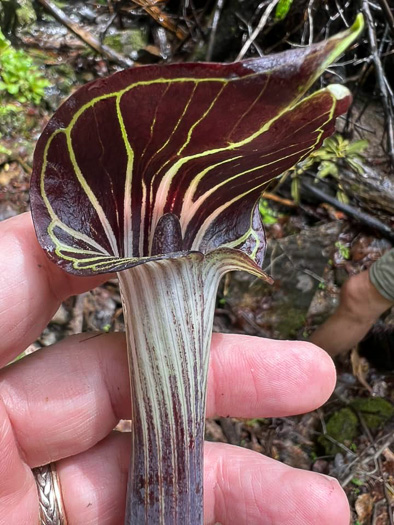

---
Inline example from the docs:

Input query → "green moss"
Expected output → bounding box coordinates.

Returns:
[0,29,50,104]
[44,61,77,103]
[0,103,25,138]
[103,34,123,53]
[318,408,359,455]
[0,104,36,158]
[350,397,394,430]
[318,399,394,455]
[244,418,269,426]
[104,29,148,56]
[16,0,36,27]
[275,305,306,339]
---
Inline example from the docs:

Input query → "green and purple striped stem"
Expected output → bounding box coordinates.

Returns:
[119,251,268,523]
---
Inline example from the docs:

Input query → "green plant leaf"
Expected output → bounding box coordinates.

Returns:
[318,160,339,178]
[0,28,50,105]
[346,139,368,155]
[275,0,293,21]
[259,199,280,225]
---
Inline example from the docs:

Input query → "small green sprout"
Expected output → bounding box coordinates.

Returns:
[351,477,364,487]
[335,241,350,260]
[283,134,368,203]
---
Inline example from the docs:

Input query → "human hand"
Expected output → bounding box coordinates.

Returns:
[0,213,349,524]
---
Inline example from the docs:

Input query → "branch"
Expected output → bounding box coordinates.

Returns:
[376,0,394,37]
[205,0,225,61]
[131,0,187,41]
[236,0,280,61]
[356,410,394,525]
[301,180,394,243]
[35,0,133,68]
[363,0,394,167]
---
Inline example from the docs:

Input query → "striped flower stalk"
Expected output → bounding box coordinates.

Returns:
[30,15,363,524]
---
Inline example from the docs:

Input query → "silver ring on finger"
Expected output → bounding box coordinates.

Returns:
[32,462,68,525]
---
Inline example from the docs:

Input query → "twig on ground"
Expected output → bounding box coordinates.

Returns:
[235,12,264,56]
[264,18,306,54]
[363,0,394,167]
[67,293,88,335]
[15,156,32,175]
[373,500,388,525]
[236,0,280,61]
[317,409,327,434]
[334,0,350,29]
[182,0,204,38]
[237,310,271,337]
[99,11,118,43]
[376,0,394,36]
[301,180,394,243]
[356,410,394,525]
[132,0,187,40]
[340,433,394,484]
[205,0,225,61]
[262,192,296,207]
[312,428,358,457]
[300,0,316,45]
[35,0,133,68]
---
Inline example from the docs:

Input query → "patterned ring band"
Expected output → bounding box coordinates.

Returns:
[32,463,68,525]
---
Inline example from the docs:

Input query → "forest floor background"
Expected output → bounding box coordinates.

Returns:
[1,1,394,523]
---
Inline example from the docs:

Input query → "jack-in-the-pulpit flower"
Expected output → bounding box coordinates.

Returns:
[30,15,363,525]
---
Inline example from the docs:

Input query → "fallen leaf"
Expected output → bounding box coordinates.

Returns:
[351,347,373,393]
[355,493,373,523]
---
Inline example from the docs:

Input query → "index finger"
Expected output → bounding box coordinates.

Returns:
[0,213,106,366]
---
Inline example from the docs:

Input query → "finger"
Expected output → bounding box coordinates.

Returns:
[58,432,129,525]
[207,335,335,417]
[203,442,350,525]
[57,434,349,525]
[0,398,38,524]
[0,213,106,366]
[0,334,335,467]
[0,427,348,525]
[0,333,129,467]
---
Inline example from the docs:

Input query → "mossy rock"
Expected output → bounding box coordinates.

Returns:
[275,304,306,339]
[318,408,359,455]
[16,0,36,27]
[0,104,27,138]
[104,29,148,56]
[350,397,394,430]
